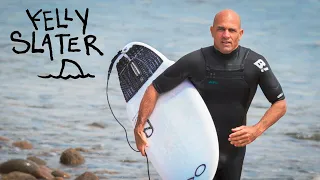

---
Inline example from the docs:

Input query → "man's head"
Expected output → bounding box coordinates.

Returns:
[210,9,243,54]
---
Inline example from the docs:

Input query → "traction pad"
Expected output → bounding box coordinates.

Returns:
[116,45,163,102]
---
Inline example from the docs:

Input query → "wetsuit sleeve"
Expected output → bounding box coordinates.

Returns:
[152,51,199,94]
[255,56,285,104]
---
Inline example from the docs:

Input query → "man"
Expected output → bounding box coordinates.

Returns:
[134,9,287,180]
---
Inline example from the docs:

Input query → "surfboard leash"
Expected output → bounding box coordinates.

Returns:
[106,50,151,180]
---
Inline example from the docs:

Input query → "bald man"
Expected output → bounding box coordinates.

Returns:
[134,9,287,180]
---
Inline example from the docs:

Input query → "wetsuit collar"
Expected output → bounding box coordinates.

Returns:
[212,45,240,59]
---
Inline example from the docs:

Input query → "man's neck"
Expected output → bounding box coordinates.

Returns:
[212,45,240,59]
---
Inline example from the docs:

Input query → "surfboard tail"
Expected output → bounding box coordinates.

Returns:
[116,44,163,102]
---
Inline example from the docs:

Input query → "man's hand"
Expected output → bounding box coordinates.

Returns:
[134,126,149,156]
[229,125,262,147]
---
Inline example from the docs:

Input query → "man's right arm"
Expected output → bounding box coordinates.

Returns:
[134,84,159,156]
[133,49,200,156]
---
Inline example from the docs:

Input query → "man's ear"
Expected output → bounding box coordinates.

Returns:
[239,29,244,41]
[210,26,215,38]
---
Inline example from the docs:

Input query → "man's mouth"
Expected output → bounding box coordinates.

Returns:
[222,41,231,45]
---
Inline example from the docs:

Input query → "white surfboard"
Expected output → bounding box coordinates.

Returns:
[114,42,219,179]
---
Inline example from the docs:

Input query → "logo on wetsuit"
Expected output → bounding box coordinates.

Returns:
[254,59,269,72]
[208,80,219,85]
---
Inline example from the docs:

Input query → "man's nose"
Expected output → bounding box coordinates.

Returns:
[222,30,230,38]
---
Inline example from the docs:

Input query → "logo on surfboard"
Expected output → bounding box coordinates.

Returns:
[187,164,206,180]
[132,113,154,138]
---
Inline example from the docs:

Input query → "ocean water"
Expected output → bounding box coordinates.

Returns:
[0,0,319,179]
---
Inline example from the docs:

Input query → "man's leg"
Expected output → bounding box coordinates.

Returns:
[213,155,245,180]
[213,168,222,180]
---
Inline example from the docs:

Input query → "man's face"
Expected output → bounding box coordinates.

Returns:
[210,15,243,54]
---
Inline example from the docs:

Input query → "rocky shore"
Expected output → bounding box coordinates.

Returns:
[0,122,118,180]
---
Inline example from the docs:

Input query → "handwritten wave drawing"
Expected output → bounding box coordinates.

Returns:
[38,59,95,79]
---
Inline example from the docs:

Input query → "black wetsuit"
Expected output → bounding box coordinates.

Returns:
[152,45,285,180]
